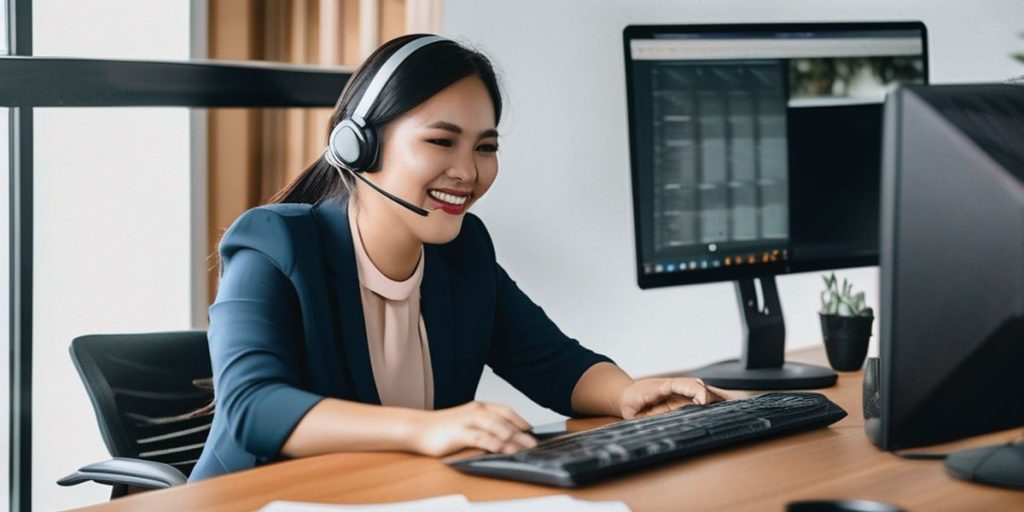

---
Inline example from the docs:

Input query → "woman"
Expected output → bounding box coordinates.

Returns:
[190,34,722,482]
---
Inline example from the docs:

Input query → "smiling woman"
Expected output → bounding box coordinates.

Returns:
[267,35,504,271]
[191,34,722,483]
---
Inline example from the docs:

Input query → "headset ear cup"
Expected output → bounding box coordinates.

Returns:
[329,119,369,171]
[360,123,382,172]
[329,36,450,174]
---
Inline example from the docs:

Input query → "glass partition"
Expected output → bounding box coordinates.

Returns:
[1,104,11,512]
[32,1,188,60]
[27,4,193,508]
[8,3,345,503]
[31,104,332,510]
[1,0,7,54]
[32,107,193,510]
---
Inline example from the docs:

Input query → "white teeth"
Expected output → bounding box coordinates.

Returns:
[428,190,469,206]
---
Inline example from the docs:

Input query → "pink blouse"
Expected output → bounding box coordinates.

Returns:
[348,203,434,410]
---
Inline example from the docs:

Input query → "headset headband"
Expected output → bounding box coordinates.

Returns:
[351,35,450,122]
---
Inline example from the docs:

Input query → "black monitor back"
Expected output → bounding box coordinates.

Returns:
[877,83,1024,450]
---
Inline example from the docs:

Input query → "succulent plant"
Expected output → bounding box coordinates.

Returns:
[820,272,873,317]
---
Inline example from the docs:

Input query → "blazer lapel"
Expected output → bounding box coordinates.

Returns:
[314,196,381,405]
[421,244,456,410]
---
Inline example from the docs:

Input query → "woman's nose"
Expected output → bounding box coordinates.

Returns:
[447,150,478,182]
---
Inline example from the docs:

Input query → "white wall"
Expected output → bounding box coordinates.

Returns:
[444,0,1024,425]
[31,1,192,510]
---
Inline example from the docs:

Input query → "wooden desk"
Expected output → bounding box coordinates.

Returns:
[71,348,1024,512]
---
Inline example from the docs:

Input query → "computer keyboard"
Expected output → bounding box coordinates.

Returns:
[448,392,847,487]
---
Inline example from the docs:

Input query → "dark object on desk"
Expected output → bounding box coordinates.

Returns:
[876,83,1024,455]
[786,499,903,512]
[820,313,873,371]
[945,441,1024,490]
[862,357,882,443]
[531,420,568,441]
[449,392,846,487]
[57,331,213,499]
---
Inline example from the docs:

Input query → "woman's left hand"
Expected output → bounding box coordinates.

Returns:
[618,377,725,419]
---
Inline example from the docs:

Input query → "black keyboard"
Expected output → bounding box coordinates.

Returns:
[448,392,847,487]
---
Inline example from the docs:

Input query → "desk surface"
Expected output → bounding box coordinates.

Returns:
[72,348,1024,512]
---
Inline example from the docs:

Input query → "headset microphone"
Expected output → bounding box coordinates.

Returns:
[324,35,452,217]
[323,148,430,216]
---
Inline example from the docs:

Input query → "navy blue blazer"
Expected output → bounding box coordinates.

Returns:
[189,195,613,481]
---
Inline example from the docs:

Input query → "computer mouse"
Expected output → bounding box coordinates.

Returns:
[786,500,903,512]
[945,441,1024,490]
[530,420,567,441]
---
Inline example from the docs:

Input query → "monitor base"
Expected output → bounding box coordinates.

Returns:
[682,276,838,390]
[945,442,1024,490]
[689,359,837,390]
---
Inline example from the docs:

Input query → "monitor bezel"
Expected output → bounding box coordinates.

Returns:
[623,21,930,289]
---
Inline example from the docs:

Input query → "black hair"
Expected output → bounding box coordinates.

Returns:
[267,34,503,205]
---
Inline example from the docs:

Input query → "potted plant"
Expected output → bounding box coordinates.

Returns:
[819,273,874,371]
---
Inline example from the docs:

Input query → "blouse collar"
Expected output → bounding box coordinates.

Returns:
[348,201,424,301]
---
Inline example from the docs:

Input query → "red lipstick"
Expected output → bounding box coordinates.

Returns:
[427,188,472,215]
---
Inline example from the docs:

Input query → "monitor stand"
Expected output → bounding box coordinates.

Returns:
[945,441,1024,490]
[688,275,837,390]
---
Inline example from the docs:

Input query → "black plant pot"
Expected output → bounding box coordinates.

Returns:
[820,313,874,371]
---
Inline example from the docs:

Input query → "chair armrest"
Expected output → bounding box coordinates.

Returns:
[57,457,187,489]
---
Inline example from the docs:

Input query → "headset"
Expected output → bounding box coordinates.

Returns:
[324,35,452,216]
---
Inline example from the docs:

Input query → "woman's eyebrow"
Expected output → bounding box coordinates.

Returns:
[427,121,499,139]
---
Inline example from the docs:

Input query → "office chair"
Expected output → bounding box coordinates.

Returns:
[57,331,214,499]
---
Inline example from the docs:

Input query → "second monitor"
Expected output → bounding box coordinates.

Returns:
[622,22,928,389]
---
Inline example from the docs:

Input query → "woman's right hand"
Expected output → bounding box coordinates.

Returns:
[407,401,538,456]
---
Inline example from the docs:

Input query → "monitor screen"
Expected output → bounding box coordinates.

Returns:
[624,22,928,288]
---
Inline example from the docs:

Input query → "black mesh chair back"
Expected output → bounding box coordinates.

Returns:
[69,331,214,478]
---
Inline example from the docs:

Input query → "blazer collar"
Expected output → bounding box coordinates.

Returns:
[316,194,358,278]
[313,195,379,404]
[420,243,456,409]
[312,195,455,409]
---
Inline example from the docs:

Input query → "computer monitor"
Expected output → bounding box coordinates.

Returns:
[873,83,1024,451]
[874,82,1024,490]
[623,22,928,389]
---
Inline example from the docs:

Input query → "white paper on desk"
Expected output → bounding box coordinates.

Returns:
[259,494,632,511]
[259,494,470,511]
[470,495,632,511]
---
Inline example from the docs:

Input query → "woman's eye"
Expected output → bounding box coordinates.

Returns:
[476,144,499,153]
[427,139,453,147]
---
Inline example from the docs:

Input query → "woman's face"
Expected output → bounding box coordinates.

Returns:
[357,75,499,244]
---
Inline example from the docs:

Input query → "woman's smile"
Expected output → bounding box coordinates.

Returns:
[427,187,473,215]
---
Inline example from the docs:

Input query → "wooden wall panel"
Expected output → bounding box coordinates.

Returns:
[206,0,412,309]
[342,0,363,65]
[380,0,407,41]
[207,0,262,307]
